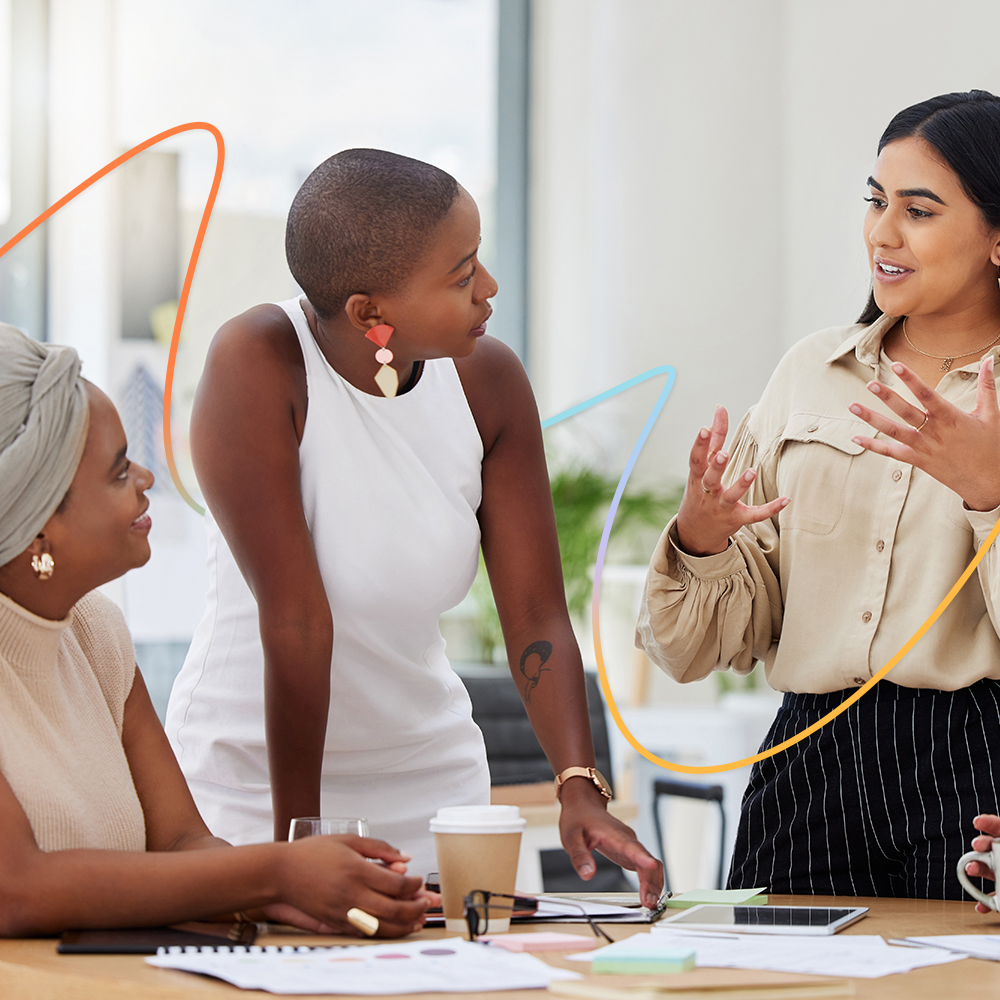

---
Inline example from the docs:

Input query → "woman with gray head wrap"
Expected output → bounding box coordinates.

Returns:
[0,324,89,569]
[0,327,431,938]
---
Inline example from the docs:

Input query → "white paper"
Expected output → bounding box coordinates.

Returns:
[903,935,1000,962]
[532,896,640,919]
[147,937,582,994]
[568,930,965,979]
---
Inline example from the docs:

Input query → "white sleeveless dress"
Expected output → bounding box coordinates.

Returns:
[165,298,491,876]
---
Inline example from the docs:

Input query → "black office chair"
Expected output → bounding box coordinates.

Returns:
[651,779,726,893]
[460,666,631,892]
[461,668,613,786]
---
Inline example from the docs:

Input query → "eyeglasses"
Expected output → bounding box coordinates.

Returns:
[462,890,613,943]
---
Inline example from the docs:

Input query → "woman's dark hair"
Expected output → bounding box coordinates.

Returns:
[286,149,459,320]
[858,89,1000,324]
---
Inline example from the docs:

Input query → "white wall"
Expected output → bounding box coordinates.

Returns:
[781,0,1000,347]
[39,0,498,645]
[529,0,1000,486]
[530,0,784,485]
[46,0,118,392]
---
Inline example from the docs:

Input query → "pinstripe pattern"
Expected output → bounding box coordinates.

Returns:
[728,680,1000,899]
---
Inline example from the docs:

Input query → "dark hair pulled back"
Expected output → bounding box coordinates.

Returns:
[858,89,1000,324]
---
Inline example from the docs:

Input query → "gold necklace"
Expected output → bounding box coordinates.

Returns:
[901,317,1000,372]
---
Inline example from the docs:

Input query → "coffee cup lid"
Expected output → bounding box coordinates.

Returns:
[429,805,527,834]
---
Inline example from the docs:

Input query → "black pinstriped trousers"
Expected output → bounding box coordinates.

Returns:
[728,679,1000,899]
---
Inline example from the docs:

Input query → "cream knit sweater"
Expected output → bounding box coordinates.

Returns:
[0,589,146,852]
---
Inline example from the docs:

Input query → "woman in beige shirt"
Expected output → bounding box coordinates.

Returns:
[0,324,430,936]
[637,90,1000,899]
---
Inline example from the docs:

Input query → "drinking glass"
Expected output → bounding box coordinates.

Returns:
[288,817,369,841]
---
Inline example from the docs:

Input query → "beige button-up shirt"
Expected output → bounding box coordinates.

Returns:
[636,313,1000,693]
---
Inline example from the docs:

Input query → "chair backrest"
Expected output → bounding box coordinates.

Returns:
[458,666,614,790]
[652,779,727,892]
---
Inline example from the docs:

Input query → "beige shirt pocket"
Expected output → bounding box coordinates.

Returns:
[775,412,867,536]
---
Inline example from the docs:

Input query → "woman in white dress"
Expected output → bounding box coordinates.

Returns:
[165,149,663,905]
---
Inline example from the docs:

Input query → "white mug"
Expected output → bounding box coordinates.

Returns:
[957,839,1000,911]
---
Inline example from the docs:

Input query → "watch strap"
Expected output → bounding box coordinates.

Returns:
[554,766,612,801]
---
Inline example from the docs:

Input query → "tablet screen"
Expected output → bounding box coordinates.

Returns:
[659,905,868,935]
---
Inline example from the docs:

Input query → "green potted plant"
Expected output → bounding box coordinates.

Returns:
[469,468,682,663]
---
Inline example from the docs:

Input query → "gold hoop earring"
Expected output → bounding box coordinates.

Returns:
[31,550,55,580]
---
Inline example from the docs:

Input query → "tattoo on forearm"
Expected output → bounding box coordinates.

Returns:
[519,640,552,703]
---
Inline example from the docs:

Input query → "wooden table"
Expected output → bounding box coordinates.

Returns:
[3,895,1000,999]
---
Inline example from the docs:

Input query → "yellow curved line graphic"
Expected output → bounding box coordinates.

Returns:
[590,382,1000,773]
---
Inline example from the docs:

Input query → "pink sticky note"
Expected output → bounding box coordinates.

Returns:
[477,932,598,952]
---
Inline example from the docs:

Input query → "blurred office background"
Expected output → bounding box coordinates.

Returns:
[3,0,1000,890]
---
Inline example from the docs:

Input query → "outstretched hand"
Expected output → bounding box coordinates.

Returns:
[558,781,664,910]
[676,405,789,557]
[849,356,1000,512]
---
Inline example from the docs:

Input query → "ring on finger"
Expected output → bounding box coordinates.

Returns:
[915,411,930,431]
[347,908,379,936]
[701,484,715,494]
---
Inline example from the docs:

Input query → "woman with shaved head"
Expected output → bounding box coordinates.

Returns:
[165,149,663,905]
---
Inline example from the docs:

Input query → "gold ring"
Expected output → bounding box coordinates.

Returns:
[347,907,379,936]
[701,485,714,494]
[916,411,930,431]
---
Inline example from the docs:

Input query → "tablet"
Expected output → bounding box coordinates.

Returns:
[658,904,868,936]
[58,923,258,954]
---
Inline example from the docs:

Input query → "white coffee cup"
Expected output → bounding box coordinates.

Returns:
[957,838,1000,910]
[430,805,526,933]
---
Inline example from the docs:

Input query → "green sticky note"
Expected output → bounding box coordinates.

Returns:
[592,948,696,975]
[664,887,768,908]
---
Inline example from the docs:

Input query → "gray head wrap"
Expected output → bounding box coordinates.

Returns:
[0,324,90,567]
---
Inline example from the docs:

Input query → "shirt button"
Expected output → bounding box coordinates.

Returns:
[960,371,974,381]
[876,540,885,552]
[862,611,872,623]
[807,424,819,433]
[854,677,866,686]
[892,470,902,482]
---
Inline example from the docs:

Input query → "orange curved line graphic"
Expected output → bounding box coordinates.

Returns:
[11,128,998,774]
[0,122,222,515]
[590,391,1000,773]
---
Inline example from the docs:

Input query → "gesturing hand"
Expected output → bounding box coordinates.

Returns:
[849,356,1000,512]
[676,405,789,557]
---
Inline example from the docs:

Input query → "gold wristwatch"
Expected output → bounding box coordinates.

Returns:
[554,766,612,801]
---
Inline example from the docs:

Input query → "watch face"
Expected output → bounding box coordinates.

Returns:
[592,770,612,798]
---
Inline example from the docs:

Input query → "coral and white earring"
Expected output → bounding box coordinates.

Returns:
[365,324,398,398]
